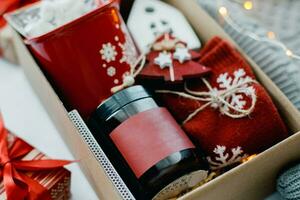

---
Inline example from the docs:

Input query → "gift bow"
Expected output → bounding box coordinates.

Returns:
[157,75,257,124]
[110,33,172,93]
[0,117,73,200]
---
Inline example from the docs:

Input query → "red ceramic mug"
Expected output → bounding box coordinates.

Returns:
[25,0,138,119]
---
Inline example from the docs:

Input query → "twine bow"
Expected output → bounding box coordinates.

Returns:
[110,54,146,93]
[110,33,182,93]
[157,77,257,124]
[0,116,73,200]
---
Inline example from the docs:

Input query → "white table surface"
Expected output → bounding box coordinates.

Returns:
[0,59,99,199]
[0,59,282,200]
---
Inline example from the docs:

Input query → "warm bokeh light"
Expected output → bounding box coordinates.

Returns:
[286,49,293,57]
[216,0,300,61]
[242,154,257,163]
[267,31,276,39]
[244,1,253,10]
[219,6,228,16]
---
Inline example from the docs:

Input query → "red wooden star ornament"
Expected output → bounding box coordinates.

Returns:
[137,33,211,84]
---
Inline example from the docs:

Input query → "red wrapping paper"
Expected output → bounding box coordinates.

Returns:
[0,117,72,200]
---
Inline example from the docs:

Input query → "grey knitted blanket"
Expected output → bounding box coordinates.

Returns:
[277,163,300,200]
[198,0,300,110]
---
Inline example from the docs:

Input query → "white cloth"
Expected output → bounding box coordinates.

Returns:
[25,0,96,37]
[0,59,99,200]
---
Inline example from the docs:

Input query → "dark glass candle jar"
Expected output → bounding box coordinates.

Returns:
[89,85,208,199]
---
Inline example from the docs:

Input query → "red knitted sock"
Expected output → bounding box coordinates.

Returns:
[158,36,288,169]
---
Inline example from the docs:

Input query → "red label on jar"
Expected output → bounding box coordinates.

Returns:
[110,107,195,178]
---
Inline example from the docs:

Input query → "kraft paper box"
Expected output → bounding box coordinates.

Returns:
[8,0,300,199]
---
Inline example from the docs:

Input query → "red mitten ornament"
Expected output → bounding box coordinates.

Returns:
[137,33,211,84]
[157,37,288,169]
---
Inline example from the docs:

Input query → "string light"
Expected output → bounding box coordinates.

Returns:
[286,49,293,57]
[267,31,276,39]
[218,6,228,16]
[242,154,257,162]
[243,1,253,10]
[216,0,300,61]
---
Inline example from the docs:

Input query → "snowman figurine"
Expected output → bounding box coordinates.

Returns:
[127,0,201,53]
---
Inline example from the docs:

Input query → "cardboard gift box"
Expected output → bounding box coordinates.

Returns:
[7,0,300,199]
[0,127,71,200]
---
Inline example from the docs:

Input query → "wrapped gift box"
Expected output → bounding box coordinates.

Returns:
[0,129,71,200]
[7,0,300,199]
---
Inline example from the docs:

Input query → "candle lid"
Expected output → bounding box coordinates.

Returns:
[92,85,152,121]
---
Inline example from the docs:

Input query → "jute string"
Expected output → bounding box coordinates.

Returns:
[156,77,257,124]
[110,33,180,93]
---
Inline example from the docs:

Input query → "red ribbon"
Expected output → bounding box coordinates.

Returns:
[0,0,39,28]
[0,116,73,200]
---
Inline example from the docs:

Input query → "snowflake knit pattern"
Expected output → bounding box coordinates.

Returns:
[158,37,288,169]
[277,163,300,200]
[197,0,300,111]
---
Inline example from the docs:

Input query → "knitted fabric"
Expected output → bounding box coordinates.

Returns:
[197,0,300,110]
[158,37,288,169]
[250,0,300,56]
[277,163,300,200]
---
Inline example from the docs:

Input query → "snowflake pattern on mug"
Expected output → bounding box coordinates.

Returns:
[98,23,138,86]
[107,66,116,77]
[118,34,138,66]
[100,43,117,63]
[207,145,248,169]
